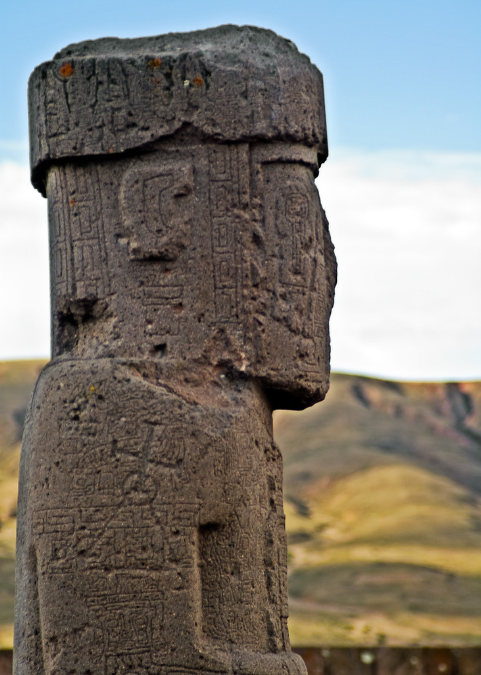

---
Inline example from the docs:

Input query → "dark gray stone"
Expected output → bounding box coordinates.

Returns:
[15,25,336,675]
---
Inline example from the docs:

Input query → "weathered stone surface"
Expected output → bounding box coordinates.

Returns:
[15,25,336,675]
[28,26,328,194]
[7,648,481,675]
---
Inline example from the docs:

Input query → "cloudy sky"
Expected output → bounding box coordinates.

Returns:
[1,0,480,381]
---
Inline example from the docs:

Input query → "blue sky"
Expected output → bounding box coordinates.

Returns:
[1,0,480,380]
[2,0,481,159]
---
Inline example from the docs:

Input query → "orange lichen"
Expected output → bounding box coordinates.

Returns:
[58,62,74,78]
[148,58,162,69]
[192,76,204,87]
[69,198,76,207]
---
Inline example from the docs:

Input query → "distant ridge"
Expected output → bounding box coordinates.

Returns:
[275,373,481,646]
[0,362,481,647]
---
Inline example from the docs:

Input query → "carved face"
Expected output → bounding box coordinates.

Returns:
[245,145,336,408]
[46,139,335,409]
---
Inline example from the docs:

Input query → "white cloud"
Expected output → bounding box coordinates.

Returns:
[0,163,50,360]
[1,151,481,381]
[320,150,481,381]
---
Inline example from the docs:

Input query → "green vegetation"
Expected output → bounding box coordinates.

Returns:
[1,364,481,647]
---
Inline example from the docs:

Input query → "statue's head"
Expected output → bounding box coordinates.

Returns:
[30,26,336,409]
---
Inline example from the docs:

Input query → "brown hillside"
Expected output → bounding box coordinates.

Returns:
[0,360,47,648]
[275,373,481,646]
[276,374,481,497]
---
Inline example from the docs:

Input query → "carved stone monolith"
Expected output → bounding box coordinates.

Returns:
[15,25,336,675]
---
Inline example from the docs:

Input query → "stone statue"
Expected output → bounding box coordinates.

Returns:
[15,25,336,675]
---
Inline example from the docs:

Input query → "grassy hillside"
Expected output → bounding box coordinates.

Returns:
[1,363,481,647]
[275,373,481,646]
[0,360,46,648]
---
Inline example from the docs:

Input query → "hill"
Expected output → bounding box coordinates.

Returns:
[0,363,481,647]
[0,360,45,648]
[275,373,481,646]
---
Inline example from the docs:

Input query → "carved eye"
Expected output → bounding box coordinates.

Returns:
[121,163,194,261]
[285,193,308,221]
